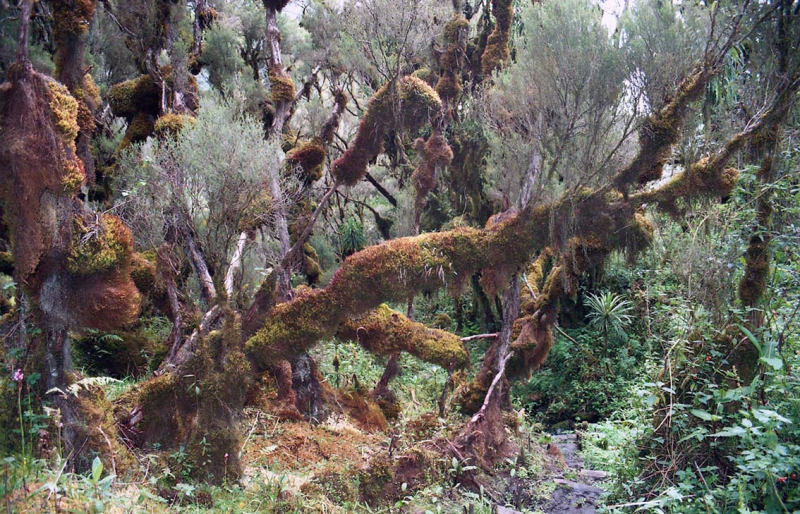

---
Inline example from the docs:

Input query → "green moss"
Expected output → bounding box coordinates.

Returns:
[269,67,296,103]
[481,0,513,77]
[154,113,196,138]
[0,377,18,457]
[48,81,79,149]
[302,242,322,285]
[338,304,468,369]
[359,454,394,505]
[0,252,13,275]
[75,386,137,474]
[61,158,86,193]
[67,213,133,275]
[119,112,156,149]
[73,327,167,378]
[238,189,274,233]
[107,75,161,120]
[433,312,452,329]
[437,16,469,100]
[411,67,436,86]
[634,157,740,216]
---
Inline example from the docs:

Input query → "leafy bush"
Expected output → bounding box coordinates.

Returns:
[513,324,652,427]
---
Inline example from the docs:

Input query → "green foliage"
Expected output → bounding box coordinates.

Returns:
[338,216,367,258]
[585,291,634,338]
[513,325,651,426]
[200,20,247,90]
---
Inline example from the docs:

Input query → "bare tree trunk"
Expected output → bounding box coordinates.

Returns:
[15,0,33,64]
[186,234,217,305]
[225,232,249,300]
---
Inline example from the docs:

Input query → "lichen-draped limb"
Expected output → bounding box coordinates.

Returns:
[337,304,468,369]
[412,131,454,231]
[611,68,709,190]
[481,0,513,77]
[331,76,442,186]
[457,238,609,413]
[245,149,746,373]
[247,58,799,376]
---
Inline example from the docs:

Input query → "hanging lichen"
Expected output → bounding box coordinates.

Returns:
[481,0,513,77]
[412,132,454,228]
[331,76,442,187]
[436,16,469,101]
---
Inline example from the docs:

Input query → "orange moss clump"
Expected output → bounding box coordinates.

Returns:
[197,4,219,29]
[338,304,468,369]
[331,76,442,186]
[481,0,513,77]
[285,138,326,183]
[335,389,389,432]
[412,132,453,202]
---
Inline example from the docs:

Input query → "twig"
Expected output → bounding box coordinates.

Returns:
[469,351,514,424]
[238,411,261,459]
[460,333,498,342]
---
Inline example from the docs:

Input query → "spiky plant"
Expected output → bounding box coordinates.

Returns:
[585,292,634,350]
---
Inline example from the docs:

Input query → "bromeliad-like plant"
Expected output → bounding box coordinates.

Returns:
[585,292,634,351]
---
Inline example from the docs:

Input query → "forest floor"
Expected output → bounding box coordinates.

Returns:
[3,397,614,513]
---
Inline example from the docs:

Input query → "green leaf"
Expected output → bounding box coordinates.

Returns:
[738,325,761,356]
[713,426,747,437]
[760,357,783,370]
[690,409,714,421]
[92,456,103,483]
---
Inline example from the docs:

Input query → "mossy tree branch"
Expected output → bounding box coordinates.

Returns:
[246,55,800,373]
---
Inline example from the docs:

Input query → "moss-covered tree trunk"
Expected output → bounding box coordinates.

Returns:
[1,4,140,470]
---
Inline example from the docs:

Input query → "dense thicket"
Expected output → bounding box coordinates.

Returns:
[1,0,799,511]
